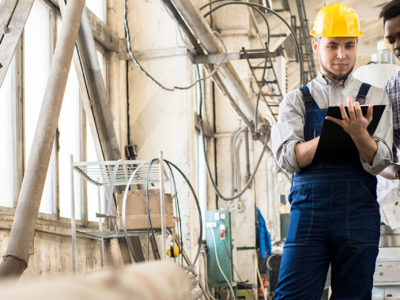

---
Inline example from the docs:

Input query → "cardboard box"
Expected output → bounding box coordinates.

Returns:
[116,190,174,230]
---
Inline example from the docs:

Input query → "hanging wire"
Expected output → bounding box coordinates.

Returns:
[123,0,227,92]
[200,0,305,85]
[145,159,157,259]
[164,160,203,273]
[200,117,268,201]
[209,228,236,299]
[164,162,184,266]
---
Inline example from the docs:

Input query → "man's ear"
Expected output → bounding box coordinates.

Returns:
[312,38,319,55]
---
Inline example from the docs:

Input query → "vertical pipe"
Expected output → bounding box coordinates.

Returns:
[0,0,85,277]
[97,183,104,267]
[159,152,166,260]
[70,155,77,273]
[212,82,218,209]
[244,128,250,181]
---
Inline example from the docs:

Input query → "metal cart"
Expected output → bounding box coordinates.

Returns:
[69,152,169,272]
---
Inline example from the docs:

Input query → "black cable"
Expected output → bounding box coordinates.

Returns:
[146,159,157,259]
[198,4,270,201]
[209,0,214,28]
[201,1,305,86]
[199,1,297,194]
[200,119,267,201]
[221,242,257,300]
[164,161,184,266]
[212,81,219,209]
[164,160,203,273]
[196,65,204,119]
[123,0,226,92]
[201,1,271,46]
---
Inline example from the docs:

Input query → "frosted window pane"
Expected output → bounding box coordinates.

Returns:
[0,59,15,207]
[86,0,106,22]
[86,51,106,222]
[58,64,81,219]
[24,0,54,214]
[87,118,103,222]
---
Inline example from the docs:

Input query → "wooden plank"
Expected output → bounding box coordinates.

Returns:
[0,0,19,38]
[0,0,35,88]
[70,8,144,263]
[85,9,122,54]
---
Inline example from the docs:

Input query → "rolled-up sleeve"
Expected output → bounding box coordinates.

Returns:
[271,92,305,173]
[360,93,393,175]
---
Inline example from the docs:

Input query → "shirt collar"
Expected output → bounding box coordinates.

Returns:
[316,72,354,87]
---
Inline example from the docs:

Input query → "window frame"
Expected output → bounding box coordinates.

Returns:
[0,0,116,230]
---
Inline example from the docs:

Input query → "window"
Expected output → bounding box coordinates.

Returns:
[86,0,107,22]
[24,0,54,214]
[58,62,82,219]
[0,58,16,208]
[0,0,112,226]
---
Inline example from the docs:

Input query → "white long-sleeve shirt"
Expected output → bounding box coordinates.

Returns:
[271,73,393,175]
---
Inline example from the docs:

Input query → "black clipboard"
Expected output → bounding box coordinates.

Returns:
[312,105,386,163]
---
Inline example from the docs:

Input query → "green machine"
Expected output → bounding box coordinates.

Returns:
[205,210,234,290]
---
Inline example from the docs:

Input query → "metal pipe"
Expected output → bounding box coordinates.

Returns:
[159,152,166,260]
[244,127,250,181]
[170,0,262,129]
[0,0,85,278]
[97,183,104,268]
[70,155,77,273]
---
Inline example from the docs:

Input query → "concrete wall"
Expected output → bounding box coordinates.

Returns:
[127,0,198,260]
[0,209,124,278]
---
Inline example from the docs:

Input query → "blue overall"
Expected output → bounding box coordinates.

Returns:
[274,84,380,300]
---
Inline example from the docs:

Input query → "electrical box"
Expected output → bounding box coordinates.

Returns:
[205,210,233,288]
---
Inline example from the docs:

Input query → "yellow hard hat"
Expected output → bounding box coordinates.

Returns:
[311,3,362,37]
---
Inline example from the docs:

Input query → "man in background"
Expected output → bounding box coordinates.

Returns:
[381,0,400,169]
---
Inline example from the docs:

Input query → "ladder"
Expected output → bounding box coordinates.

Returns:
[242,43,284,122]
[292,0,317,83]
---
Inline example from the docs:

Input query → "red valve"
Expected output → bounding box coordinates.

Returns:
[219,224,226,240]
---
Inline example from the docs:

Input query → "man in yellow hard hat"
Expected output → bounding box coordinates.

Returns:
[271,2,393,299]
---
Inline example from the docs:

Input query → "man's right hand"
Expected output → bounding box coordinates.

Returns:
[295,137,320,168]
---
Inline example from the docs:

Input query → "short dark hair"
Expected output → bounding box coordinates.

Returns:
[380,0,400,24]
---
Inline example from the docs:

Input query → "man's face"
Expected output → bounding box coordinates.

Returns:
[312,37,358,83]
[384,15,400,60]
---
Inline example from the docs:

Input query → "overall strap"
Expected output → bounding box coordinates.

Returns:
[355,82,371,105]
[299,85,315,112]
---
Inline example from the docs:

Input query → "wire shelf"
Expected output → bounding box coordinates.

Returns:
[77,229,162,240]
[72,160,168,186]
